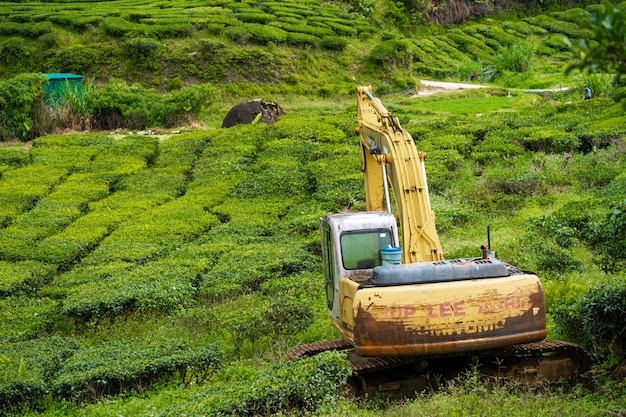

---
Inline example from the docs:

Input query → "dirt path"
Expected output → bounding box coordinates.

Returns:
[414,79,488,96]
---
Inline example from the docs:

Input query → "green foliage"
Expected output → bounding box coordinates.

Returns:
[85,80,217,129]
[564,0,626,82]
[0,73,48,141]
[0,296,59,343]
[2,4,626,415]
[0,261,55,296]
[53,338,223,401]
[0,336,79,411]
[495,42,535,73]
[597,199,626,273]
[54,45,103,75]
[553,275,626,360]
[231,294,313,354]
[320,36,348,51]
[515,126,581,153]
[286,32,320,47]
[367,39,416,69]
[160,350,351,416]
[348,0,376,16]
[124,37,163,70]
[570,147,623,190]
[245,23,288,45]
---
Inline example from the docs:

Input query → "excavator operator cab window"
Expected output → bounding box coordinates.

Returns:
[340,229,393,270]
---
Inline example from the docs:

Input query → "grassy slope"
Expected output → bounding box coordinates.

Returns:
[1,1,626,416]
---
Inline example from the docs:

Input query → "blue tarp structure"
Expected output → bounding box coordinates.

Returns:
[43,73,84,106]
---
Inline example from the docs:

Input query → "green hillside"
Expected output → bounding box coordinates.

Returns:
[0,0,605,94]
[1,1,626,416]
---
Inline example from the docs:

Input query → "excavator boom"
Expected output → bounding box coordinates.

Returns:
[357,86,443,263]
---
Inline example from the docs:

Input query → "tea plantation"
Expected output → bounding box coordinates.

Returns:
[1,0,626,416]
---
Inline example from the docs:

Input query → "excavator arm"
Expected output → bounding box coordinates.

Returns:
[356,86,443,263]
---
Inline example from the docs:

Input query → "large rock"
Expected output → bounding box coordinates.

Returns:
[221,99,284,128]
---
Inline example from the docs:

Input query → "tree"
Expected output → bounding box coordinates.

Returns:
[563,0,626,80]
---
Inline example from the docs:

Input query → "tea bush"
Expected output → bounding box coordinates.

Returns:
[201,238,317,299]
[0,21,53,37]
[320,35,348,51]
[236,12,276,24]
[0,336,80,411]
[0,296,59,343]
[60,254,208,320]
[231,294,313,352]
[554,276,626,360]
[124,37,163,70]
[445,31,494,61]
[245,24,288,45]
[570,148,623,190]
[0,165,68,229]
[159,350,351,416]
[0,260,55,296]
[286,32,320,47]
[516,126,581,153]
[53,338,223,401]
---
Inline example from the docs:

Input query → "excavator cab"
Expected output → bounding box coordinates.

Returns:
[321,211,397,325]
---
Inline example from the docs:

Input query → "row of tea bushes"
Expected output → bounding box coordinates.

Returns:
[0,0,367,46]
[0,336,223,409]
[0,113,357,410]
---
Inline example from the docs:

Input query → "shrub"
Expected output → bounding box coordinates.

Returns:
[0,147,31,167]
[54,45,102,75]
[596,200,626,273]
[495,42,535,73]
[201,236,317,300]
[471,129,524,164]
[236,12,276,24]
[0,296,59,343]
[0,336,80,411]
[124,37,163,70]
[225,48,277,81]
[53,339,223,401]
[570,148,623,190]
[0,261,55,296]
[160,350,351,416]
[553,276,626,360]
[231,295,313,352]
[516,126,581,153]
[225,25,252,44]
[286,32,320,47]
[243,23,288,45]
[0,73,48,141]
[454,58,486,81]
[324,20,358,37]
[86,80,215,129]
[320,36,347,51]
[0,165,68,229]
[0,21,53,37]
[367,39,416,69]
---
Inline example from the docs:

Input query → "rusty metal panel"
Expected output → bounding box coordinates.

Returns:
[351,273,547,356]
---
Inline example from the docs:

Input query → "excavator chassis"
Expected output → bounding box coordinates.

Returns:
[287,339,591,398]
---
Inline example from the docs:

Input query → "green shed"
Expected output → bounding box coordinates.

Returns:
[43,73,84,106]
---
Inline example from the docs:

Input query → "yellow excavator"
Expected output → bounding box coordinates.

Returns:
[288,86,589,397]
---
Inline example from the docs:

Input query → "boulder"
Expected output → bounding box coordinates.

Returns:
[221,99,284,128]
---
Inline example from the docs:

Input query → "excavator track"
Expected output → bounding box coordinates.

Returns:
[287,339,591,397]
